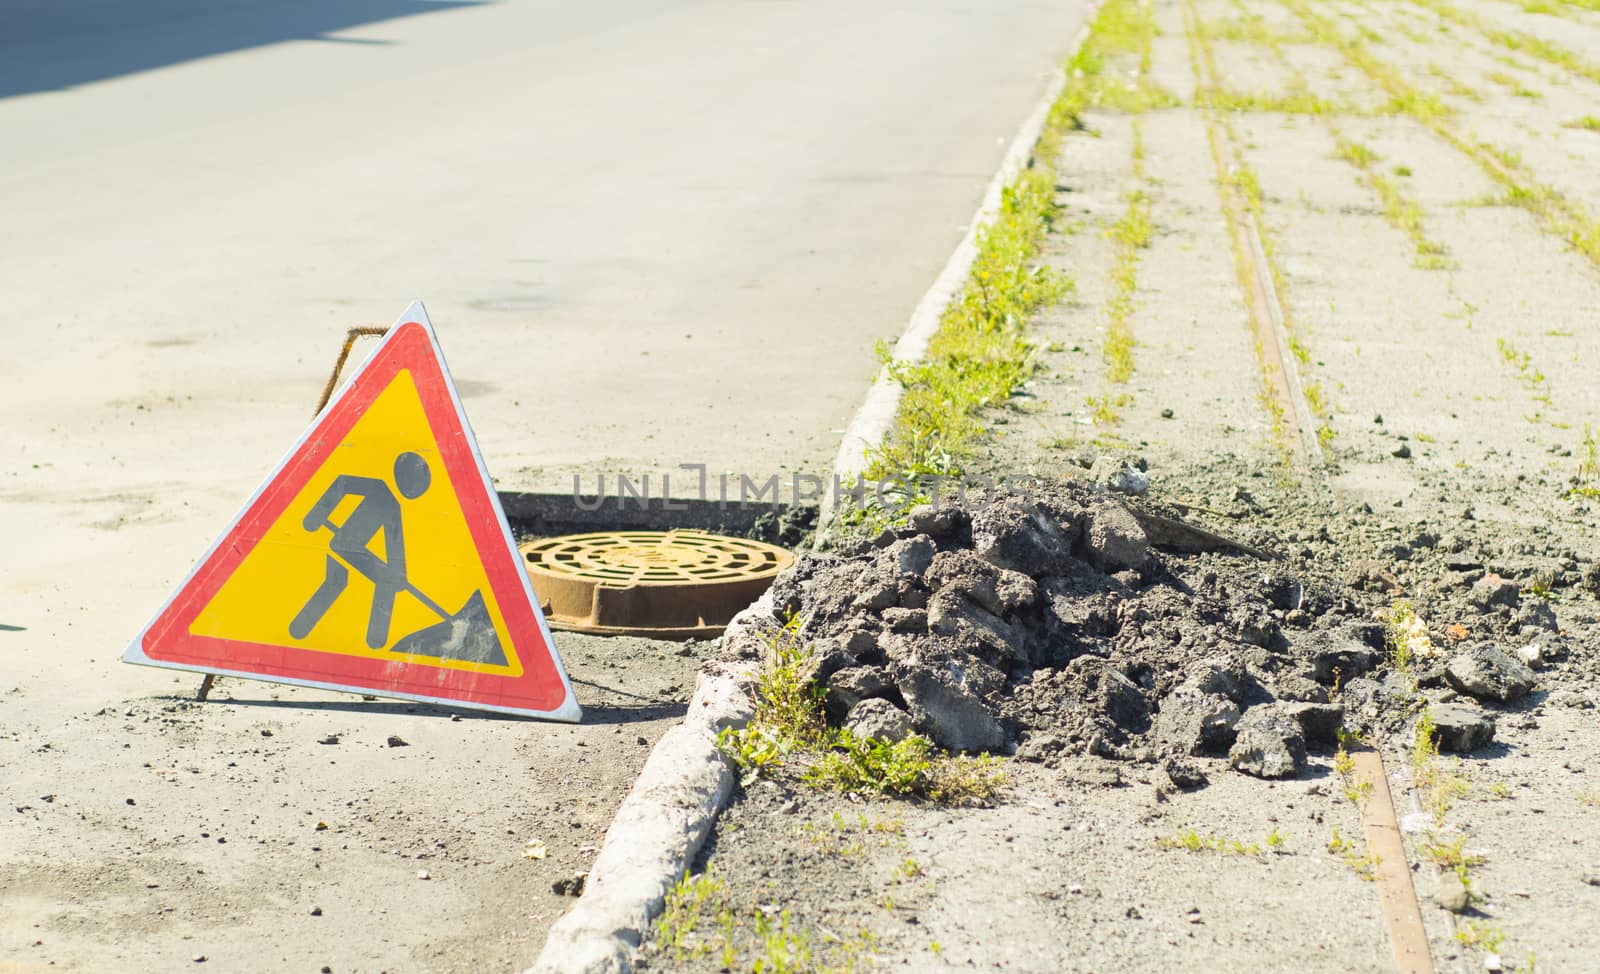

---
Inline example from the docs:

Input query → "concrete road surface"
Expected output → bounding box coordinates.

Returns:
[0,0,1087,970]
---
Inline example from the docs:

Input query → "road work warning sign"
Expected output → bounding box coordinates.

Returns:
[124,302,579,721]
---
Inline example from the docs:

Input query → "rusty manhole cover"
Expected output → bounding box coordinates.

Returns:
[520,530,795,638]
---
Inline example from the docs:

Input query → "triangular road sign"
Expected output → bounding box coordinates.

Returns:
[124,302,580,721]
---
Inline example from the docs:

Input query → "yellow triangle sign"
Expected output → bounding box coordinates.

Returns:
[124,303,579,720]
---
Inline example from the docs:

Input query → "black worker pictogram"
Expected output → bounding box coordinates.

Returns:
[288,451,508,666]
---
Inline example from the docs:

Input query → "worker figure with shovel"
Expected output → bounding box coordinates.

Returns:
[289,451,440,649]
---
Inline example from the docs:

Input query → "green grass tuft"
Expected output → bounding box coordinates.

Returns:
[717,621,1006,804]
[1157,828,1274,857]
[863,166,1070,494]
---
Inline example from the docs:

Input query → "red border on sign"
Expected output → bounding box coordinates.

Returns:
[139,321,568,712]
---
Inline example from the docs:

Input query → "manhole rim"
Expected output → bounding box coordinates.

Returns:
[519,529,794,638]
[521,529,793,588]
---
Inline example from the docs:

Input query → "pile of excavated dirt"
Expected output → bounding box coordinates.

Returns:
[723,479,1599,783]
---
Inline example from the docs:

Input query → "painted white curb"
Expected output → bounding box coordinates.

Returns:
[522,597,773,974]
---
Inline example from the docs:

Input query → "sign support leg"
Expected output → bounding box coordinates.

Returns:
[193,325,390,704]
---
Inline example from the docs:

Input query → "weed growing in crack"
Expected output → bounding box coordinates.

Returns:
[1156,828,1269,857]
[844,0,1188,527]
[852,0,1180,508]
[1195,15,1311,46]
[807,734,934,797]
[1485,69,1542,99]
[1484,141,1524,171]
[1480,779,1512,801]
[656,869,738,966]
[1337,140,1380,168]
[1564,116,1600,131]
[1256,380,1293,463]
[1524,572,1557,602]
[1326,727,1382,878]
[752,910,815,972]
[752,910,877,974]
[1304,382,1337,450]
[1428,63,1481,100]
[1109,189,1153,250]
[1569,423,1600,499]
[1327,828,1380,880]
[1512,0,1600,16]
[1420,833,1485,889]
[1333,730,1374,811]
[865,166,1070,491]
[807,733,1005,803]
[1379,86,1451,123]
[893,857,925,882]
[1098,122,1153,399]
[1194,86,1343,115]
[1455,919,1507,954]
[652,850,882,969]
[855,141,1077,529]
[1412,707,1439,767]
[1046,0,1179,134]
[1412,708,1471,826]
[1496,338,1555,420]
[1088,392,1135,425]
[716,619,827,775]
[1332,133,1453,268]
[800,812,907,863]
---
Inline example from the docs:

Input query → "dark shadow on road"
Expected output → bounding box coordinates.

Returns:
[0,623,25,632]
[0,0,485,100]
[580,702,689,725]
[569,675,669,703]
[571,677,691,723]
[179,694,533,720]
[167,690,686,725]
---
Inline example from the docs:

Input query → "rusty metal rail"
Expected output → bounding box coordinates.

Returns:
[1177,0,1435,968]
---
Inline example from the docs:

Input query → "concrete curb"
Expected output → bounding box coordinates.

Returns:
[815,44,1078,534]
[522,596,773,974]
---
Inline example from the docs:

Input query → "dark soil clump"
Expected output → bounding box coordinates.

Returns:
[730,483,1395,771]
[731,472,1600,777]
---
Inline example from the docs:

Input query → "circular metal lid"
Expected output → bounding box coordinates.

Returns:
[520,530,794,638]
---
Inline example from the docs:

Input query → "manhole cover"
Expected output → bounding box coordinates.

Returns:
[520,530,795,638]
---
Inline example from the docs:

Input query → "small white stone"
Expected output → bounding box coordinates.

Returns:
[1088,456,1150,496]
[1434,874,1471,913]
[1516,643,1544,670]
[1399,812,1435,834]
